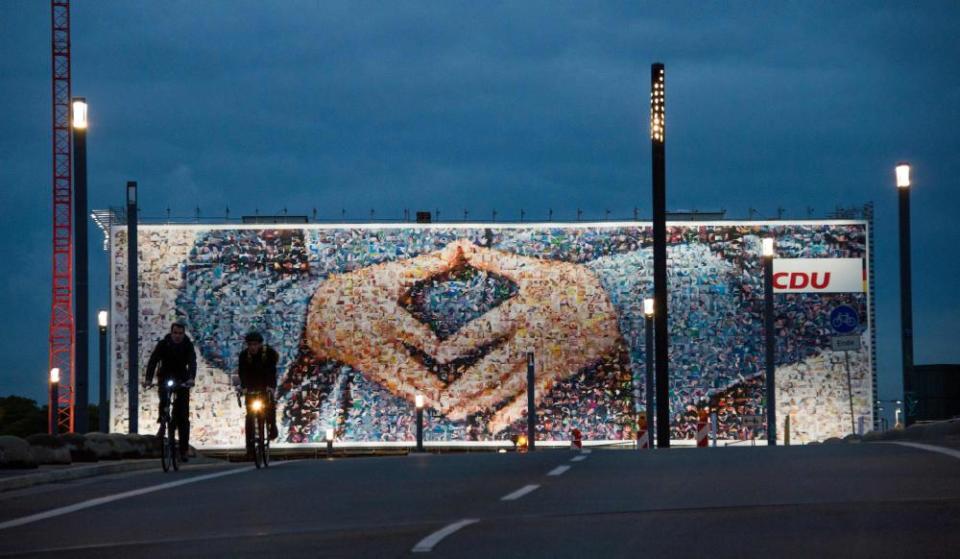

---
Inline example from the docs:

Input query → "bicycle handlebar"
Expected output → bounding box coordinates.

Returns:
[236,388,275,408]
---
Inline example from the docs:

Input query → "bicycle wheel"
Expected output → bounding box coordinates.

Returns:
[170,433,180,472]
[254,419,263,469]
[160,422,172,472]
[260,416,269,468]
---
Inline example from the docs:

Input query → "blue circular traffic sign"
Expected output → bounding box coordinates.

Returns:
[830,305,860,334]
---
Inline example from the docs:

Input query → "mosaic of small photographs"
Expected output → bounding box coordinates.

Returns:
[110,223,872,445]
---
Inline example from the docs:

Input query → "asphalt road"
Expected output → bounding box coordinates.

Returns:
[0,443,957,558]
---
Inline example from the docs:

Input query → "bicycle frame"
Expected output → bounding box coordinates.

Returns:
[242,390,272,469]
[159,380,183,472]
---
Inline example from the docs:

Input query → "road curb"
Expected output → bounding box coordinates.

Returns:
[0,460,157,493]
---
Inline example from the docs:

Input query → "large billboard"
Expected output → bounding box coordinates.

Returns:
[109,222,873,446]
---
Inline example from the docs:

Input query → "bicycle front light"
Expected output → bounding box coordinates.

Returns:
[251,399,264,412]
[166,380,174,387]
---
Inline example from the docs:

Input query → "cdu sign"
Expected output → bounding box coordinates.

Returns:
[772,258,864,294]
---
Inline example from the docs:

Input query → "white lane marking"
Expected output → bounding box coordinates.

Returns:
[570,455,587,462]
[581,449,592,454]
[500,484,540,501]
[887,441,960,461]
[0,466,254,531]
[412,518,479,553]
[547,465,571,476]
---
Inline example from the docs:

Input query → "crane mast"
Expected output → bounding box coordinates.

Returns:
[49,0,75,432]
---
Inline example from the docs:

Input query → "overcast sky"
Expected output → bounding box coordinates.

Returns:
[1,1,958,413]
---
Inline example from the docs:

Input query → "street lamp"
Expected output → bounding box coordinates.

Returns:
[650,62,670,448]
[415,394,425,452]
[762,237,777,446]
[98,310,108,433]
[72,99,88,129]
[126,181,139,434]
[73,97,90,433]
[896,164,911,188]
[643,297,655,449]
[49,368,60,434]
[896,162,915,426]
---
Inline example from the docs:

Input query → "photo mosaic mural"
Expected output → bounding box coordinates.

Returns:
[110,222,873,446]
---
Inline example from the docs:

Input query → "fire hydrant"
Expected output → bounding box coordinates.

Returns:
[570,428,582,450]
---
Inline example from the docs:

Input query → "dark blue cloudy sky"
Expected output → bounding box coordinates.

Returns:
[1,2,958,417]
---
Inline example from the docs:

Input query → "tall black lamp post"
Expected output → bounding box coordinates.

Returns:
[643,297,655,449]
[98,310,108,433]
[49,368,60,434]
[895,163,915,425]
[127,181,139,434]
[650,63,670,448]
[762,237,777,445]
[72,98,89,433]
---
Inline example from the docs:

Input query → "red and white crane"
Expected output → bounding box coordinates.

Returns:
[49,0,74,432]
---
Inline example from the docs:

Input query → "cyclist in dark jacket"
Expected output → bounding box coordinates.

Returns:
[238,331,280,454]
[145,322,197,461]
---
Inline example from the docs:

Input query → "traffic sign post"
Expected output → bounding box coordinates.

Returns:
[830,305,861,436]
[830,305,860,334]
[831,336,860,352]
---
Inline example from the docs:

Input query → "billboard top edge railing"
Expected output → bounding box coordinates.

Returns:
[109,219,869,232]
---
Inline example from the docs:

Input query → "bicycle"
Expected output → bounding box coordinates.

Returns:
[158,379,184,472]
[238,389,272,469]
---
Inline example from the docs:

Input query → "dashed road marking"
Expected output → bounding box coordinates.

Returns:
[412,518,479,553]
[0,466,256,531]
[547,465,571,476]
[500,484,540,501]
[570,455,587,462]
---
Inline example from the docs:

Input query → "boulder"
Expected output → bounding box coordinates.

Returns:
[60,433,100,462]
[137,435,162,458]
[123,434,151,458]
[117,434,154,458]
[85,433,130,460]
[25,434,72,465]
[0,436,37,469]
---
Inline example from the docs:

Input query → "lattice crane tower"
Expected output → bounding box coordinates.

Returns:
[49,0,75,432]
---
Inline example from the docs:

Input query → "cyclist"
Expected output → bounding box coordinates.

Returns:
[145,322,197,462]
[237,331,280,458]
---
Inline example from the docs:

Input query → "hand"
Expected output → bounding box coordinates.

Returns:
[305,240,621,434]
[305,240,473,402]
